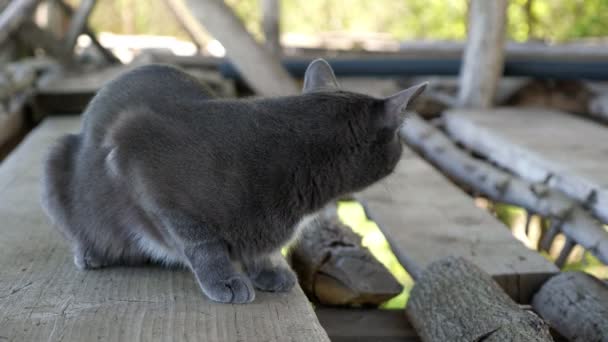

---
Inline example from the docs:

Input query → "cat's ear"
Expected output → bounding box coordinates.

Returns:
[303,59,339,93]
[383,82,428,120]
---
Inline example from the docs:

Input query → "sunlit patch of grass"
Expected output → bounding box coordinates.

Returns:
[337,201,414,309]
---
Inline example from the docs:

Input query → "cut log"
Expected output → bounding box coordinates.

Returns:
[261,0,281,55]
[289,205,402,306]
[406,257,553,342]
[532,271,608,342]
[181,0,298,96]
[0,0,42,46]
[457,0,508,108]
[444,108,608,226]
[401,114,608,264]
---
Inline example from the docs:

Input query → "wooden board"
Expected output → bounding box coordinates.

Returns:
[357,146,558,303]
[315,307,420,342]
[0,117,329,342]
[444,108,608,224]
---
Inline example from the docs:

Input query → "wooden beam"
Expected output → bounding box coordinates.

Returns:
[181,0,298,96]
[0,116,330,342]
[0,0,42,46]
[163,0,210,52]
[261,0,281,56]
[532,272,608,341]
[457,0,508,108]
[406,257,553,341]
[63,0,96,57]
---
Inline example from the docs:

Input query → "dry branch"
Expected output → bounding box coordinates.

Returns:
[457,0,508,108]
[289,205,402,306]
[532,272,608,341]
[401,114,608,264]
[163,0,209,52]
[406,257,553,342]
[261,0,280,55]
[0,0,41,46]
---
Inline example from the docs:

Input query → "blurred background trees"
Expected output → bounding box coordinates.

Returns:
[71,0,608,43]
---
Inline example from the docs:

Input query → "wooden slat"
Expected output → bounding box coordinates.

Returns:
[444,108,608,224]
[357,146,558,303]
[315,307,420,342]
[0,117,329,342]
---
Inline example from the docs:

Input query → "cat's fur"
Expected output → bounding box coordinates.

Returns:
[40,59,426,303]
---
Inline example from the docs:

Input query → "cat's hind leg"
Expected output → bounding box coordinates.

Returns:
[243,251,297,293]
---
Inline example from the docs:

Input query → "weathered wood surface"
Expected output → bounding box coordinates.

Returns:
[0,117,330,342]
[532,272,608,342]
[457,0,507,108]
[356,142,558,302]
[401,114,608,264]
[406,257,553,342]
[315,307,420,342]
[444,108,608,225]
[182,0,298,96]
[289,206,402,306]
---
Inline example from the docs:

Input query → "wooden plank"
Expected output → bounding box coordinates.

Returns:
[444,108,608,224]
[457,0,508,108]
[356,146,558,303]
[315,307,420,342]
[0,117,329,342]
[181,0,298,96]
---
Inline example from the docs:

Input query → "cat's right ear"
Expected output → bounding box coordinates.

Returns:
[303,59,339,93]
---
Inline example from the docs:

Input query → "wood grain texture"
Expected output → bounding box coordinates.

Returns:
[356,142,558,302]
[0,117,329,342]
[406,257,553,342]
[444,107,608,224]
[532,272,608,342]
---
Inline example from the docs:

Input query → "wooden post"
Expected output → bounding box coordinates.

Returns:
[181,0,298,96]
[457,0,508,108]
[406,257,553,342]
[532,272,608,341]
[261,0,281,56]
[0,0,42,46]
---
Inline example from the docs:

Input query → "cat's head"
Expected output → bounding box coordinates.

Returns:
[302,58,427,193]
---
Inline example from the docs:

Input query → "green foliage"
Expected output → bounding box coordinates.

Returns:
[84,0,608,44]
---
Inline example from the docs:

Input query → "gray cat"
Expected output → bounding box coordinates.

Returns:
[40,59,426,303]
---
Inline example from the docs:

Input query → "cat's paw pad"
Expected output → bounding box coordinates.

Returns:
[203,275,255,304]
[250,267,297,292]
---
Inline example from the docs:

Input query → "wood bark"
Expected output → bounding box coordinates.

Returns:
[181,0,298,96]
[0,0,42,46]
[406,257,553,342]
[261,0,281,56]
[289,205,403,306]
[532,271,608,342]
[401,114,608,264]
[457,0,508,108]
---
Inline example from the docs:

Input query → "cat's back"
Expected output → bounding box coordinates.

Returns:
[80,64,213,146]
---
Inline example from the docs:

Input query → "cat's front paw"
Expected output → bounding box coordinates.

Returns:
[250,266,297,292]
[202,274,255,304]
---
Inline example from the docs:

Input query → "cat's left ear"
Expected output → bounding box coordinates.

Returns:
[383,82,428,120]
[303,58,340,93]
